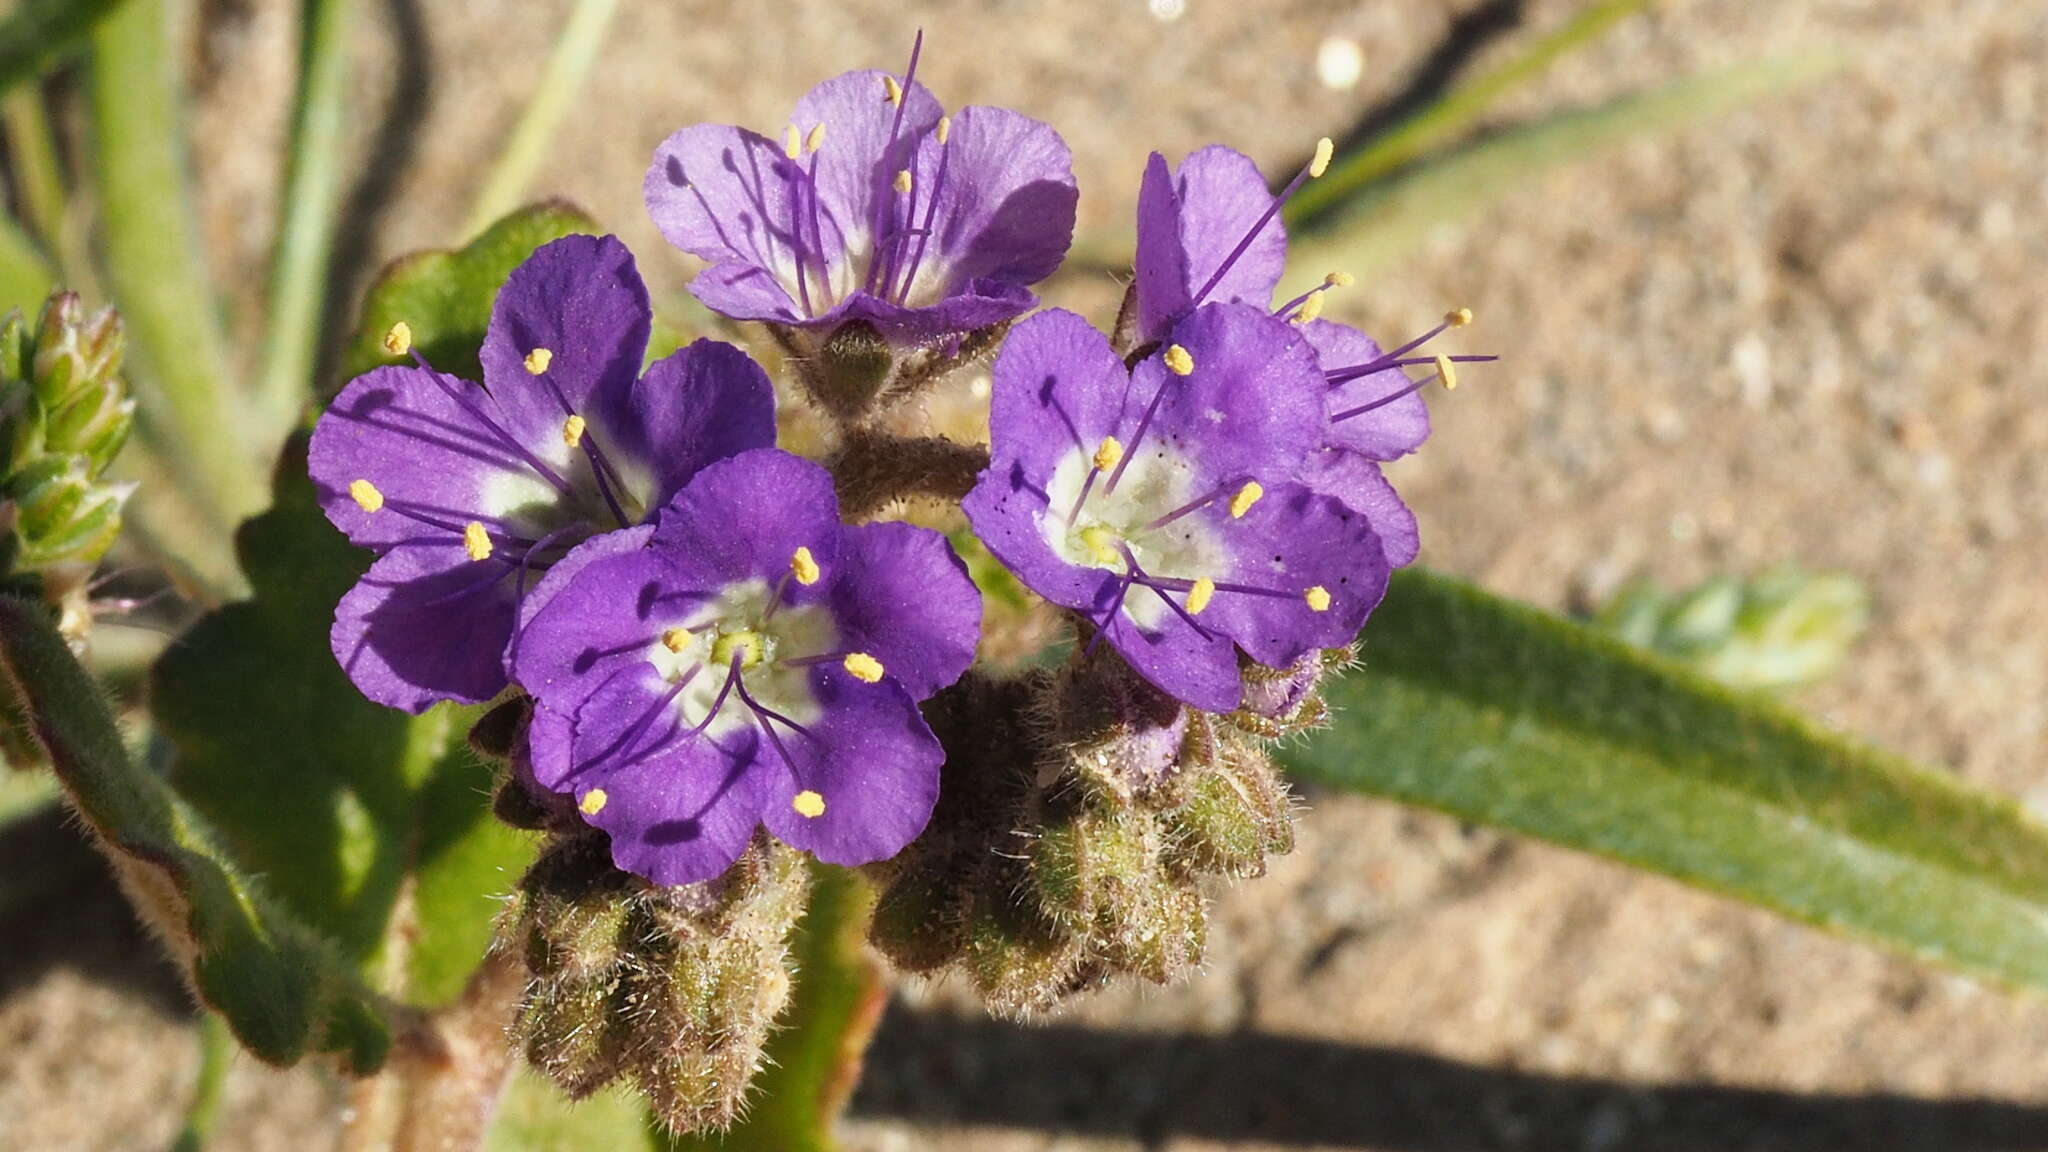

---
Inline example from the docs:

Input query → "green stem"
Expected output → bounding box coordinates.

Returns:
[254,0,352,436]
[463,0,621,238]
[170,1013,233,1152]
[89,0,260,530]
[1287,0,1662,227]
[0,0,131,95]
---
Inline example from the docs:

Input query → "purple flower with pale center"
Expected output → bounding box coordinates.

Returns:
[510,448,981,885]
[310,234,776,713]
[1133,144,1495,569]
[962,306,1388,713]
[644,35,1077,348]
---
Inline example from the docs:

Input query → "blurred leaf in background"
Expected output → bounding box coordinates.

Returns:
[1594,569,1870,693]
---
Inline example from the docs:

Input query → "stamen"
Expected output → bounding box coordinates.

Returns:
[1163,344,1195,376]
[381,321,413,357]
[793,790,827,818]
[349,479,384,513]
[935,115,951,144]
[783,124,802,160]
[1305,586,1332,612]
[791,546,821,585]
[1092,436,1124,473]
[893,169,913,195]
[863,31,924,296]
[882,75,904,105]
[661,627,691,653]
[463,521,493,561]
[580,789,608,816]
[1229,481,1264,519]
[1291,291,1326,324]
[1190,136,1335,308]
[1186,577,1215,615]
[1327,271,1356,288]
[523,347,553,375]
[843,652,885,683]
[1433,353,1459,392]
[805,122,826,153]
[1446,306,1474,328]
[561,414,585,447]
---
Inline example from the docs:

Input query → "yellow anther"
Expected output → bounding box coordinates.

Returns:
[1309,136,1334,178]
[1325,271,1355,288]
[661,627,692,654]
[1078,524,1121,566]
[1229,480,1264,519]
[381,321,413,357]
[791,546,821,585]
[784,124,802,159]
[793,790,827,818]
[1445,306,1474,328]
[805,123,826,153]
[882,75,904,105]
[524,347,553,375]
[936,115,952,145]
[580,789,608,816]
[348,479,384,513]
[463,521,493,561]
[893,169,913,195]
[1305,585,1332,612]
[1433,354,1459,392]
[1186,577,1216,616]
[843,652,885,683]
[1292,292,1326,325]
[1163,344,1195,376]
[562,414,586,447]
[1091,436,1124,473]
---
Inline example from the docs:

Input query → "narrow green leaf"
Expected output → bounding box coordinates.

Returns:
[0,211,54,317]
[1288,0,1663,227]
[0,0,130,94]
[339,201,601,385]
[464,0,622,238]
[487,1074,661,1152]
[1284,55,1837,281]
[89,0,262,526]
[1280,568,2048,991]
[0,592,389,1070]
[4,85,69,259]
[672,866,886,1152]
[253,0,354,438]
[169,1013,232,1152]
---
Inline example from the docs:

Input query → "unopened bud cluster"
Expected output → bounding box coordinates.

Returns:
[0,292,134,579]
[866,645,1343,1016]
[479,705,811,1131]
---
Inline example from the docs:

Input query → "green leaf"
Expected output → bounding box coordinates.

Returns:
[0,593,389,1070]
[1594,569,1870,693]
[672,865,886,1152]
[89,0,262,531]
[1288,0,1664,228]
[1284,55,1837,281]
[339,201,601,385]
[0,0,130,95]
[151,441,533,1008]
[0,212,55,317]
[253,0,354,437]
[1281,568,2048,992]
[465,0,623,238]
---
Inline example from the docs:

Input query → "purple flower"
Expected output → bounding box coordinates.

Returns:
[644,36,1077,348]
[962,306,1388,713]
[1132,145,1493,569]
[510,448,981,885]
[310,234,776,713]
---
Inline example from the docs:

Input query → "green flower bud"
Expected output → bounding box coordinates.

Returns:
[6,455,131,571]
[964,858,1082,1018]
[1162,736,1296,881]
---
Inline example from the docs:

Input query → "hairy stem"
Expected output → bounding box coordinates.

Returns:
[827,431,987,522]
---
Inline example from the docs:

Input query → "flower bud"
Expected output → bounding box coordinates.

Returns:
[808,318,893,421]
[1229,647,1345,738]
[963,857,1083,1018]
[6,455,131,572]
[1161,735,1296,880]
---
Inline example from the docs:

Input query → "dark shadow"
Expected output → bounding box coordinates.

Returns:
[0,807,191,1016]
[1328,0,1530,165]
[314,0,433,395]
[852,1000,2048,1150]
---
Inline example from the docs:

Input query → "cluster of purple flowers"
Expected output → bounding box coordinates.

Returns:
[312,41,1477,886]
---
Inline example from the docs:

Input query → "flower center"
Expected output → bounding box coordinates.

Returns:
[642,577,836,741]
[1042,442,1228,630]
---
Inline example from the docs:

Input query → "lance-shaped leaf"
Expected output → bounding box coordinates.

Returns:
[0,594,389,1070]
[1280,568,2048,991]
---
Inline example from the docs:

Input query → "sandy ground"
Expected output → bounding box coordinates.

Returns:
[4,0,2047,1148]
